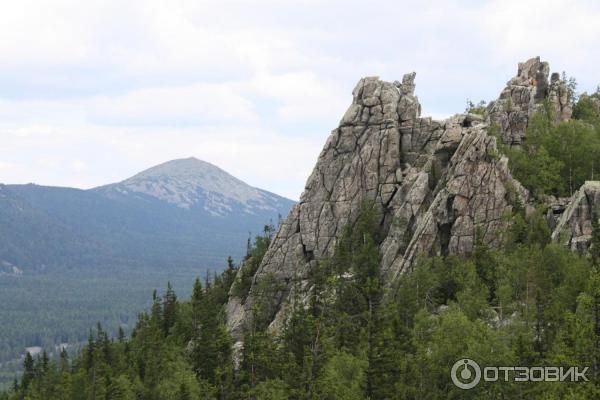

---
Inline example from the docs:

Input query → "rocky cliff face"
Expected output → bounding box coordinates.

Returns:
[226,57,596,342]
[551,181,600,252]
[486,57,572,146]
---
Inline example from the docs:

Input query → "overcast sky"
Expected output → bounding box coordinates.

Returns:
[1,0,599,200]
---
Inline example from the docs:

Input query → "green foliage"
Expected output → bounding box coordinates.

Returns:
[316,351,367,400]
[564,72,579,105]
[507,100,600,197]
[250,378,290,400]
[6,205,600,399]
[465,99,487,115]
[231,224,275,300]
[0,182,291,388]
[507,145,564,197]
[573,93,600,124]
[592,207,600,267]
[0,265,207,390]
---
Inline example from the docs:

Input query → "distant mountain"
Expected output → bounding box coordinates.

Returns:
[0,158,295,273]
[95,157,290,217]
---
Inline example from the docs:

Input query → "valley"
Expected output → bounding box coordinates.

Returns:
[0,158,293,388]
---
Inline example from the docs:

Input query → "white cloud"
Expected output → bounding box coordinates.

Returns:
[89,83,259,125]
[70,160,87,172]
[0,162,18,174]
[244,71,348,122]
[0,0,598,199]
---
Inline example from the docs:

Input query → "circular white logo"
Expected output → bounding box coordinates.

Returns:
[451,359,481,389]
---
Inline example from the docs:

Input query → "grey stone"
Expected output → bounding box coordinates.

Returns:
[226,58,597,351]
[226,70,528,342]
[551,181,600,252]
[485,57,572,146]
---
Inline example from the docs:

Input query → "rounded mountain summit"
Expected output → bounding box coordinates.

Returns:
[1,157,294,272]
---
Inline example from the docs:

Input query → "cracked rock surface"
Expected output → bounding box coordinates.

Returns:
[226,57,598,344]
[551,181,600,253]
[485,57,572,146]
[226,70,530,340]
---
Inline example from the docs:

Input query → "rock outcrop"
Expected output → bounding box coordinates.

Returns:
[226,57,594,343]
[551,181,600,252]
[227,71,529,340]
[486,57,572,146]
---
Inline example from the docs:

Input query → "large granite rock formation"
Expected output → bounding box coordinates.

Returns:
[226,57,595,344]
[486,57,572,146]
[227,72,528,340]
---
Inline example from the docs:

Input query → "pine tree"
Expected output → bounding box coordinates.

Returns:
[223,256,237,292]
[474,227,498,303]
[368,311,398,398]
[41,349,49,373]
[85,329,95,371]
[162,282,178,335]
[59,348,69,373]
[177,383,191,400]
[150,289,163,331]
[246,233,252,257]
[191,277,203,330]
[214,326,234,400]
[592,208,600,267]
[21,352,35,390]
[190,277,233,389]
[117,326,126,343]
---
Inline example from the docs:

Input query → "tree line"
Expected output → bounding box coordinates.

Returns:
[3,199,600,399]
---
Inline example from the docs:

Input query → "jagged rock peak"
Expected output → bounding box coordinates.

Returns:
[511,57,551,88]
[339,73,421,128]
[226,69,528,340]
[486,56,572,146]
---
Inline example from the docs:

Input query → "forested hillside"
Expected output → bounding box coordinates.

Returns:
[2,158,294,273]
[0,159,293,390]
[4,199,600,399]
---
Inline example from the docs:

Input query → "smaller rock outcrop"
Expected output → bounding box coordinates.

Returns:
[486,57,572,146]
[551,181,600,252]
[545,196,572,232]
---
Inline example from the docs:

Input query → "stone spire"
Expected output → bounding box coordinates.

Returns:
[485,56,572,146]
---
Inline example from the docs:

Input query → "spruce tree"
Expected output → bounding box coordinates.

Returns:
[21,352,35,390]
[117,326,126,343]
[177,383,191,400]
[59,348,69,373]
[85,329,95,371]
[162,282,178,335]
[191,277,203,330]
[592,207,600,267]
[40,350,49,372]
[223,256,237,292]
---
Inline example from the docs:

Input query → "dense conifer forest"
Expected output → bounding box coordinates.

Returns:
[4,198,600,399]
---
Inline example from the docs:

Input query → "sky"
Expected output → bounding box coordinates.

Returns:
[1,0,599,200]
